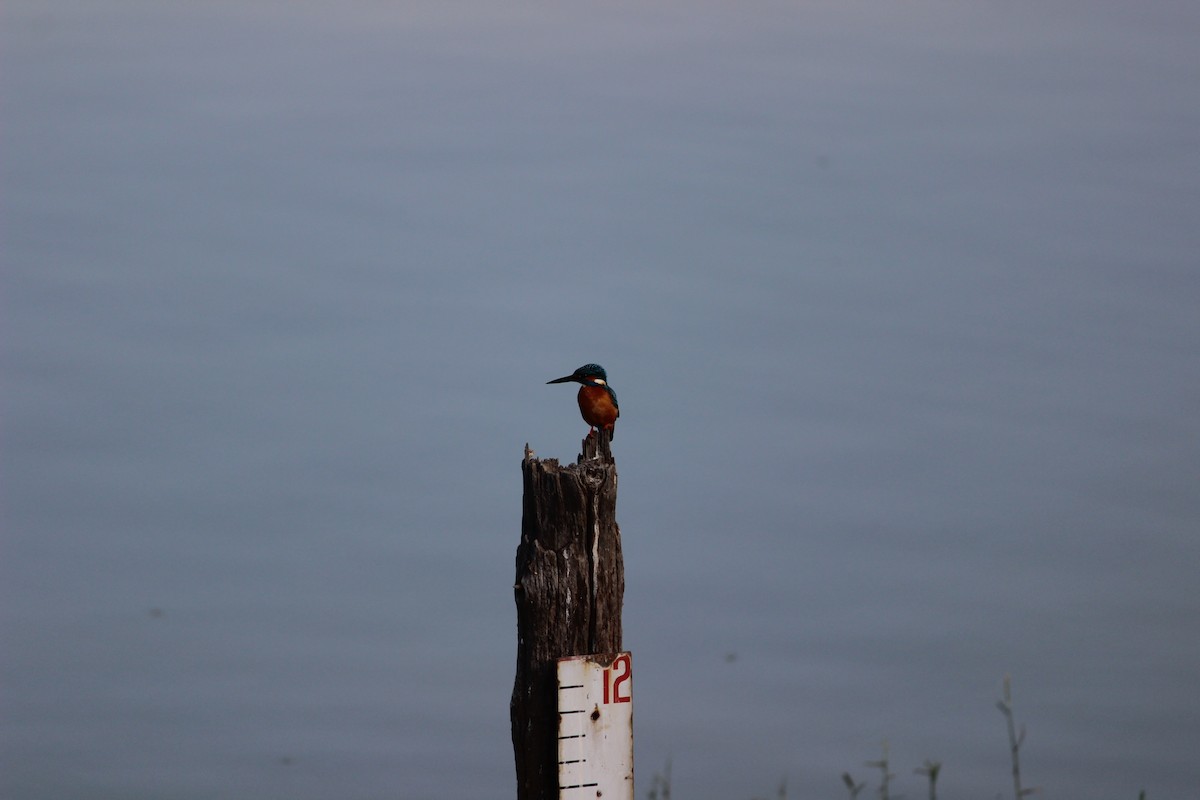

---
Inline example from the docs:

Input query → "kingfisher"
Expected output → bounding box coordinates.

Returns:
[547,363,620,441]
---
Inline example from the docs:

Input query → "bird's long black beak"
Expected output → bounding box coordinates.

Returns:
[547,374,577,385]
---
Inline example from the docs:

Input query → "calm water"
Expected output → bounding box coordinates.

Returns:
[4,2,1199,798]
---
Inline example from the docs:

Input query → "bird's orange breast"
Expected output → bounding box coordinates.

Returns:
[577,385,619,429]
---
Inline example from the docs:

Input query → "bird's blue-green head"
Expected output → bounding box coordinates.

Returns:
[547,363,609,386]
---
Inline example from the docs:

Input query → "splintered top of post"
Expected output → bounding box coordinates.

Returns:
[523,435,615,470]
[579,431,614,464]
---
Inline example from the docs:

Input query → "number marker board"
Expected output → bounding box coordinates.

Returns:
[556,652,633,800]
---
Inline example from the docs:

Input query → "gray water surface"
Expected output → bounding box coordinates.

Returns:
[4,2,1199,798]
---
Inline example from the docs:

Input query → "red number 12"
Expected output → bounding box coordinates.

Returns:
[602,654,632,704]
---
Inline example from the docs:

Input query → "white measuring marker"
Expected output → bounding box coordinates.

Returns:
[556,652,633,800]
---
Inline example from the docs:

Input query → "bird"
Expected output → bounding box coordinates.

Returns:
[547,363,620,441]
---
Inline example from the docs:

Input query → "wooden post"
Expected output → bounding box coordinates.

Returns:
[511,435,623,800]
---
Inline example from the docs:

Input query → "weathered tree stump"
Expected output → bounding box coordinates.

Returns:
[511,434,623,800]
